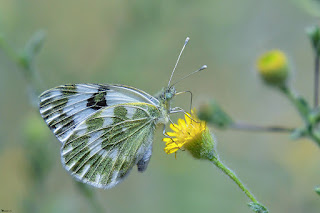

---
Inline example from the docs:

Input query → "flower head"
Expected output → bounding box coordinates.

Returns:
[257,50,289,86]
[198,100,233,129]
[163,110,216,160]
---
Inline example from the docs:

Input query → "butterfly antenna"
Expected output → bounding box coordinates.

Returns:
[167,37,190,87]
[170,65,207,88]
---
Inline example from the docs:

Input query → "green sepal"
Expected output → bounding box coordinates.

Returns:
[248,202,269,213]
[198,100,233,129]
[184,128,217,160]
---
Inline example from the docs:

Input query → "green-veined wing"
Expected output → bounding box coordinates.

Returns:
[61,103,161,189]
[39,84,159,144]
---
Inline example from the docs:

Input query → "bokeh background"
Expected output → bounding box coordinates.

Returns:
[1,0,320,212]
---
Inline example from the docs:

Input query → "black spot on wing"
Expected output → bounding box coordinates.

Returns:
[86,88,108,110]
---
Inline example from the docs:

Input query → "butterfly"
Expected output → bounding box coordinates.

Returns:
[38,37,207,189]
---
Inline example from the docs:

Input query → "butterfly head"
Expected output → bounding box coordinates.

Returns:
[164,86,177,100]
[157,86,176,104]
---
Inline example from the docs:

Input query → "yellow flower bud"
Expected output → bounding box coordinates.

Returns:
[257,50,289,87]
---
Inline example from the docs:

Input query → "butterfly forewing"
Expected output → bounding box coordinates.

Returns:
[60,103,160,189]
[39,84,159,144]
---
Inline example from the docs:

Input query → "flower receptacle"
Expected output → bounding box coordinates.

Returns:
[184,128,217,160]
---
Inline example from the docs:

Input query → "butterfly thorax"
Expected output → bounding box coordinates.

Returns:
[155,86,176,124]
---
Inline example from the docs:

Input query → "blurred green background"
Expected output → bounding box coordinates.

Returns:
[1,0,320,212]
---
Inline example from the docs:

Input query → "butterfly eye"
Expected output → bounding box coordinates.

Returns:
[165,93,173,99]
[164,86,177,100]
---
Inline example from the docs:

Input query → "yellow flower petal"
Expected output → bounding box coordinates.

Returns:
[163,138,173,143]
[185,113,192,125]
[163,109,207,156]
[178,119,186,128]
[170,123,180,132]
[164,146,179,154]
[166,132,177,137]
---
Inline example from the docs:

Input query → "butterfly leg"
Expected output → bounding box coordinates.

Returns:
[170,107,185,114]
[170,107,200,123]
[175,90,193,112]
[162,124,170,137]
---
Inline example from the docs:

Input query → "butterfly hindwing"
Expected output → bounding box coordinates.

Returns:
[39,84,159,144]
[60,103,161,189]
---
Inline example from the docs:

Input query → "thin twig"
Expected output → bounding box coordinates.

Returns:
[229,122,294,133]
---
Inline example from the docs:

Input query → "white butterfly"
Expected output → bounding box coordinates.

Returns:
[39,37,207,189]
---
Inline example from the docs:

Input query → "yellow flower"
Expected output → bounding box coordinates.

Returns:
[163,110,216,160]
[257,50,289,86]
[163,111,268,211]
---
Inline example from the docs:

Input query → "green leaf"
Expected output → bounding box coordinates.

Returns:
[279,86,311,121]
[25,30,46,58]
[20,30,46,70]
[315,186,320,196]
[308,108,320,124]
[307,25,320,54]
[248,202,269,213]
[296,96,311,117]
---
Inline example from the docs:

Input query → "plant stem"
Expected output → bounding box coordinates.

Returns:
[210,157,258,203]
[315,52,320,107]
[230,122,294,133]
[0,34,21,65]
[279,86,309,122]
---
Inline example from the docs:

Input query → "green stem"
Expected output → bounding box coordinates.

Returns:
[278,85,309,122]
[210,157,258,203]
[86,193,104,213]
[278,86,320,146]
[0,34,22,65]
